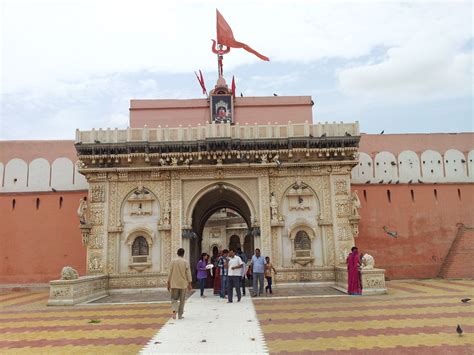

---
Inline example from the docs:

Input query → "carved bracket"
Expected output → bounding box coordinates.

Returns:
[79,224,92,246]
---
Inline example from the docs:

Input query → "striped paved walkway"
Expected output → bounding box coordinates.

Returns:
[254,279,474,354]
[0,279,472,354]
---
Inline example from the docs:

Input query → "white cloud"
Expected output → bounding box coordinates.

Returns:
[338,39,473,103]
[2,0,471,92]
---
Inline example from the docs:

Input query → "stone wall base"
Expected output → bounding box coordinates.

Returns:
[48,275,108,306]
[108,272,168,289]
[334,266,387,295]
[274,267,336,283]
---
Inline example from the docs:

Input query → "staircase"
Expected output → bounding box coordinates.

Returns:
[439,224,474,279]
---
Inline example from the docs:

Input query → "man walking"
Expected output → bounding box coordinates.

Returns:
[250,248,266,297]
[217,249,229,298]
[227,249,244,303]
[167,248,192,319]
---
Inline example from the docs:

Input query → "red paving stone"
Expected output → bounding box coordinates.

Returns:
[0,336,151,349]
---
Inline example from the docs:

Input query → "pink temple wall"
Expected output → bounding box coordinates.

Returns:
[129,96,313,128]
[0,130,472,283]
[353,183,474,279]
[0,191,87,283]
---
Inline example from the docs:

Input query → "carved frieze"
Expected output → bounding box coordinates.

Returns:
[336,201,351,217]
[337,224,352,241]
[334,178,348,195]
[91,185,105,202]
[89,227,104,249]
[90,208,105,225]
[88,252,103,273]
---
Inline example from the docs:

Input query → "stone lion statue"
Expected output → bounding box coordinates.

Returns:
[360,254,375,270]
[60,266,79,280]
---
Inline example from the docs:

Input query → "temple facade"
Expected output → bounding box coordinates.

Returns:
[1,81,472,305]
[73,119,376,290]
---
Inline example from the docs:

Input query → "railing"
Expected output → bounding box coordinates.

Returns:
[76,121,359,144]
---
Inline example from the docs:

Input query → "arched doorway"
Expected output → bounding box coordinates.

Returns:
[188,184,254,285]
[243,233,254,260]
[229,235,241,251]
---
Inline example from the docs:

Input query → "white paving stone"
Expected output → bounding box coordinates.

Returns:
[140,288,268,354]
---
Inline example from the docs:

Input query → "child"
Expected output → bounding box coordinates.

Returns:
[264,256,277,294]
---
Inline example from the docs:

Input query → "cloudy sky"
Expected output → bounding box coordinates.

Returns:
[1,0,472,140]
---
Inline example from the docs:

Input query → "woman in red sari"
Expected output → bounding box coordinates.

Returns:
[347,246,362,295]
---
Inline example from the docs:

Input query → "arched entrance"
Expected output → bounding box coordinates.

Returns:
[188,183,254,283]
[229,235,241,251]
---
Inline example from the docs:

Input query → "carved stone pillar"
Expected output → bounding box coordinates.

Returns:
[258,175,272,258]
[159,229,172,272]
[107,227,122,274]
[170,174,182,254]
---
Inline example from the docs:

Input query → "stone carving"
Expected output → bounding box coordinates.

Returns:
[171,157,178,166]
[77,198,88,224]
[339,247,351,265]
[337,225,352,241]
[325,228,335,266]
[270,192,279,221]
[364,277,385,288]
[162,201,171,225]
[351,190,361,217]
[107,232,117,274]
[127,186,154,216]
[361,253,375,270]
[159,158,167,166]
[89,253,103,272]
[53,287,71,297]
[91,209,104,225]
[89,228,104,249]
[91,185,105,202]
[261,153,268,164]
[335,178,348,195]
[108,181,118,227]
[292,177,308,194]
[60,266,79,280]
[351,223,359,238]
[336,202,351,217]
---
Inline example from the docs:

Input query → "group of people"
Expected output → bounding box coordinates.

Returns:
[167,247,276,319]
[167,245,364,319]
[197,247,276,302]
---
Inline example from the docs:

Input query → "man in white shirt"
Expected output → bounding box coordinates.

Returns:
[226,249,243,303]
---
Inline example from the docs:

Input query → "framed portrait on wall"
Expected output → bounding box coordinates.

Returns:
[210,94,233,124]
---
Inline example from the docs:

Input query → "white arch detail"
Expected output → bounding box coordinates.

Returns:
[185,182,257,226]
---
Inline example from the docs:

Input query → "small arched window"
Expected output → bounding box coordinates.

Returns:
[132,236,149,257]
[294,231,312,258]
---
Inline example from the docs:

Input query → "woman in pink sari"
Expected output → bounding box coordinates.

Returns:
[347,246,362,295]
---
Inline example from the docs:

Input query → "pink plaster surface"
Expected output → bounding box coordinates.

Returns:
[0,141,76,164]
[359,133,474,156]
[129,96,313,128]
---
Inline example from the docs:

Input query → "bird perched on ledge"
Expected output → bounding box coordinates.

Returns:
[456,324,463,336]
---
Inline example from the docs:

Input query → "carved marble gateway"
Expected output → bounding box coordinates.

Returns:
[65,121,385,293]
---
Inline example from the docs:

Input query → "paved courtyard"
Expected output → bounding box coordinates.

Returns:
[0,279,472,354]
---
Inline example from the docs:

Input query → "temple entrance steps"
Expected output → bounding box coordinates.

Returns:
[439,223,474,279]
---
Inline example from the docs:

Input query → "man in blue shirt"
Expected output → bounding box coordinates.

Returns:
[250,248,266,297]
[217,249,229,298]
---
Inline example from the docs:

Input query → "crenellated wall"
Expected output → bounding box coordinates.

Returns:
[352,148,474,184]
[0,133,472,283]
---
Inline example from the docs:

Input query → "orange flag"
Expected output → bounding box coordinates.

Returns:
[216,9,269,61]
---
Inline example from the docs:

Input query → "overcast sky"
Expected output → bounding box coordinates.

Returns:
[1,0,472,140]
